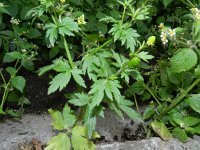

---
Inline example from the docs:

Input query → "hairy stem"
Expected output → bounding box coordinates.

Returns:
[157,77,200,119]
[121,3,127,24]
[63,36,74,68]
[145,86,161,105]
[93,39,113,54]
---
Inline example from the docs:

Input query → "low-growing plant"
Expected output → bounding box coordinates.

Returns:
[45,104,100,150]
[26,0,156,148]
[0,1,38,117]
[0,50,37,117]
[141,5,200,142]
[1,0,200,149]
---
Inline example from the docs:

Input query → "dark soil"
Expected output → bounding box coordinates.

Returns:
[22,71,67,114]
[0,61,78,114]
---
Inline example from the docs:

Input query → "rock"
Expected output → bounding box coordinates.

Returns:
[97,137,200,150]
[0,112,200,150]
[96,109,144,142]
[0,114,54,150]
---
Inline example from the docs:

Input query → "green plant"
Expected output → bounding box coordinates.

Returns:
[0,51,37,116]
[0,1,38,117]
[26,0,156,148]
[141,4,200,142]
[1,0,200,148]
[45,105,99,150]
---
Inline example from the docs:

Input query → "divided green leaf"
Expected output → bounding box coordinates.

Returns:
[48,105,76,130]
[109,22,140,52]
[71,68,86,88]
[69,93,90,106]
[48,72,71,94]
[137,51,154,62]
[45,133,70,150]
[71,126,97,150]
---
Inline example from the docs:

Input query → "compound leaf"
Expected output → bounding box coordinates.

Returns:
[48,72,71,94]
[72,68,86,88]
[45,133,70,150]
[48,105,76,130]
[69,93,90,106]
[58,17,80,36]
[46,23,58,46]
[137,51,154,62]
[71,126,96,150]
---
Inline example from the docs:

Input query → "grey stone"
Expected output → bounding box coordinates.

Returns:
[96,109,142,142]
[97,137,200,150]
[0,111,200,150]
[0,114,54,150]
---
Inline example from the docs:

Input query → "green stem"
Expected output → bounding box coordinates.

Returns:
[63,36,74,68]
[0,69,6,84]
[112,64,128,78]
[51,14,57,25]
[145,86,161,105]
[134,93,147,133]
[92,39,113,54]
[14,59,19,68]
[180,0,195,7]
[0,81,10,108]
[157,77,200,119]
[186,0,195,7]
[134,94,139,112]
[121,1,127,24]
[0,63,23,108]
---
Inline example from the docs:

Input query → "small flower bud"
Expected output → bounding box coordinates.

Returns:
[78,15,87,25]
[0,3,4,7]
[22,49,27,53]
[60,0,65,3]
[147,36,156,46]
[158,23,164,29]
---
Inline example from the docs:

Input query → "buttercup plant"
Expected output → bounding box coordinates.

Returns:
[26,0,156,149]
[1,0,200,149]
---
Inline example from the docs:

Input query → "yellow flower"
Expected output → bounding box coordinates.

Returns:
[78,14,87,25]
[60,0,65,3]
[158,23,164,29]
[195,13,200,20]
[147,36,156,46]
[190,8,199,14]
[0,3,4,7]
